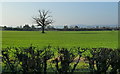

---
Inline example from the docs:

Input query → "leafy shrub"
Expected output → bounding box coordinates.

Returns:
[84,48,120,74]
[2,46,120,74]
[51,47,87,74]
[2,45,54,73]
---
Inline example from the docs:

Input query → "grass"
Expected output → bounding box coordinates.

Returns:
[2,31,118,48]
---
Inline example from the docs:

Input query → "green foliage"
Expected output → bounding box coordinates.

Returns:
[51,48,78,74]
[109,49,120,73]
[2,46,54,73]
[84,48,120,74]
[2,46,120,73]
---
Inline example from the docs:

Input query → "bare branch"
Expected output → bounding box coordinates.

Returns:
[45,15,52,19]
[32,17,42,26]
[32,9,54,33]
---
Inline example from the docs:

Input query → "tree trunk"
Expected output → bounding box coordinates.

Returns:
[44,56,47,74]
[71,55,81,74]
[42,26,45,33]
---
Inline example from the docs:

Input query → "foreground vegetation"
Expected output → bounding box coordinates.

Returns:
[2,31,118,48]
[2,46,120,73]
[2,31,119,73]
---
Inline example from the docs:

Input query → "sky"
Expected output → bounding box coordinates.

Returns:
[1,2,118,27]
[0,0,119,2]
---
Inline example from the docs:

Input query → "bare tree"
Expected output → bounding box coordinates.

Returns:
[33,10,53,33]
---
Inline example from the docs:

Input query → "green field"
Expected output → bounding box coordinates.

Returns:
[2,31,118,48]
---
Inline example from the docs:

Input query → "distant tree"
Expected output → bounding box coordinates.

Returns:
[63,25,68,30]
[74,26,79,31]
[47,25,55,30]
[19,25,22,29]
[31,25,36,31]
[23,24,31,31]
[31,25,35,28]
[3,26,7,28]
[69,26,74,29]
[33,10,54,33]
[3,26,7,30]
[75,26,79,29]
[96,26,99,29]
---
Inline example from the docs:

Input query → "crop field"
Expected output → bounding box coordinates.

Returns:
[2,31,118,48]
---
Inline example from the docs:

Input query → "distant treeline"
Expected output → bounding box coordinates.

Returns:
[1,24,119,31]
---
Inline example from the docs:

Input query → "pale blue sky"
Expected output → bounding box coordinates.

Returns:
[0,0,119,2]
[1,2,118,27]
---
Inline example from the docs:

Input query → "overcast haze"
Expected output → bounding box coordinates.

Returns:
[1,2,118,27]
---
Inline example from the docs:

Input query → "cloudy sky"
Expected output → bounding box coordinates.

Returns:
[1,2,118,27]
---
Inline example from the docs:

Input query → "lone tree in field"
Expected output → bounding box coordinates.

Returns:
[33,10,53,33]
